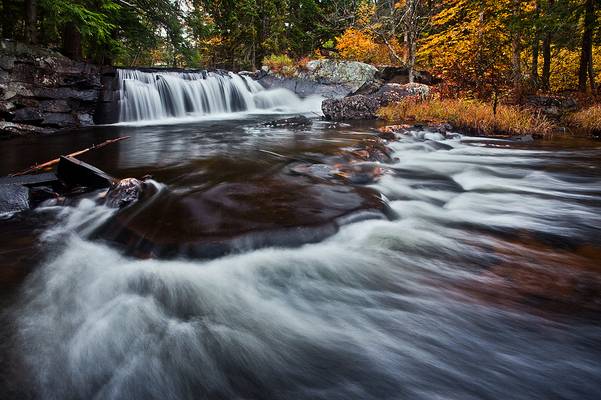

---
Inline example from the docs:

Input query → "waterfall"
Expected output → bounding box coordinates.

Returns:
[117,69,316,122]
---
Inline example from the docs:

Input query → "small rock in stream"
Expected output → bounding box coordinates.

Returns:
[104,178,145,208]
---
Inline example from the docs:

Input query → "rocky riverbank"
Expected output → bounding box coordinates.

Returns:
[0,41,116,137]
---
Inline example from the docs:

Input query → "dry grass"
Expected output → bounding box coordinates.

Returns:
[377,98,555,136]
[565,105,601,135]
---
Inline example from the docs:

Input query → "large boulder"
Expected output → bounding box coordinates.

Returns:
[323,82,430,120]
[256,59,378,98]
[302,60,378,93]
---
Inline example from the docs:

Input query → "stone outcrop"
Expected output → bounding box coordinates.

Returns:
[255,60,379,98]
[322,82,430,120]
[0,40,111,137]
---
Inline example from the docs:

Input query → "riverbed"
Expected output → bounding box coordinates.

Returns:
[1,115,600,399]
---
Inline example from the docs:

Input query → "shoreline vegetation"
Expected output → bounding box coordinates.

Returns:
[377,97,600,138]
[377,97,601,138]
[377,98,554,137]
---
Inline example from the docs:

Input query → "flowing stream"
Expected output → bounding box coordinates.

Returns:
[0,93,600,399]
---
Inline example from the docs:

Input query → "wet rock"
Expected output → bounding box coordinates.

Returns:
[78,113,94,126]
[40,100,71,113]
[511,134,535,143]
[256,74,351,98]
[13,107,43,123]
[104,178,145,208]
[0,172,58,187]
[56,156,115,189]
[41,113,76,128]
[0,40,103,136]
[322,83,431,121]
[93,177,390,259]
[0,121,53,136]
[264,115,312,128]
[0,101,15,115]
[427,122,453,134]
[322,95,381,120]
[0,184,29,215]
[289,163,337,180]
[28,186,60,206]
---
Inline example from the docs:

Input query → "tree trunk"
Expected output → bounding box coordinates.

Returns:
[578,0,595,92]
[24,0,37,44]
[1,0,18,39]
[531,39,539,85]
[531,1,540,87]
[407,32,417,83]
[541,35,551,90]
[511,0,523,94]
[541,0,554,91]
[62,22,82,60]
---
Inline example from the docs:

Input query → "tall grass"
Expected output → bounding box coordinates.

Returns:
[377,98,555,136]
[565,105,601,135]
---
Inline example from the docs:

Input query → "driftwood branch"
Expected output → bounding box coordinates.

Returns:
[9,136,130,177]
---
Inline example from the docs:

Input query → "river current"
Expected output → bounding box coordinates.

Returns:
[1,113,600,399]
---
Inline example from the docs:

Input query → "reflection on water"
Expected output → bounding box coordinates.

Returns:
[1,117,601,400]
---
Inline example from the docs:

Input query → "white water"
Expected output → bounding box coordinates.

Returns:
[13,130,601,400]
[118,69,322,123]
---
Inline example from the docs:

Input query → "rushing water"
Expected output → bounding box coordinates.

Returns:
[117,69,321,122]
[1,115,600,400]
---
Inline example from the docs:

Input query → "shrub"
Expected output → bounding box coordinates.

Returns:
[262,54,295,77]
[565,105,601,135]
[378,98,555,136]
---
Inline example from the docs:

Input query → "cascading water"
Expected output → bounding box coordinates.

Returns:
[117,69,319,122]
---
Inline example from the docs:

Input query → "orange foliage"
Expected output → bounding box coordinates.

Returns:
[335,28,404,65]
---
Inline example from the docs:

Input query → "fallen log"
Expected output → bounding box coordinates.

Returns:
[9,136,130,177]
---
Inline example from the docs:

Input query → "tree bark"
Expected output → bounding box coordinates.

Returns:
[541,0,554,91]
[24,0,37,44]
[62,22,82,60]
[531,1,540,87]
[408,32,417,83]
[511,0,523,94]
[578,0,595,92]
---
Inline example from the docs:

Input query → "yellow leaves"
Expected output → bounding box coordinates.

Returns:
[335,28,404,65]
[356,1,376,28]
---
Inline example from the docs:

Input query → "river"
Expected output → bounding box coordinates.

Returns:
[1,103,601,399]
